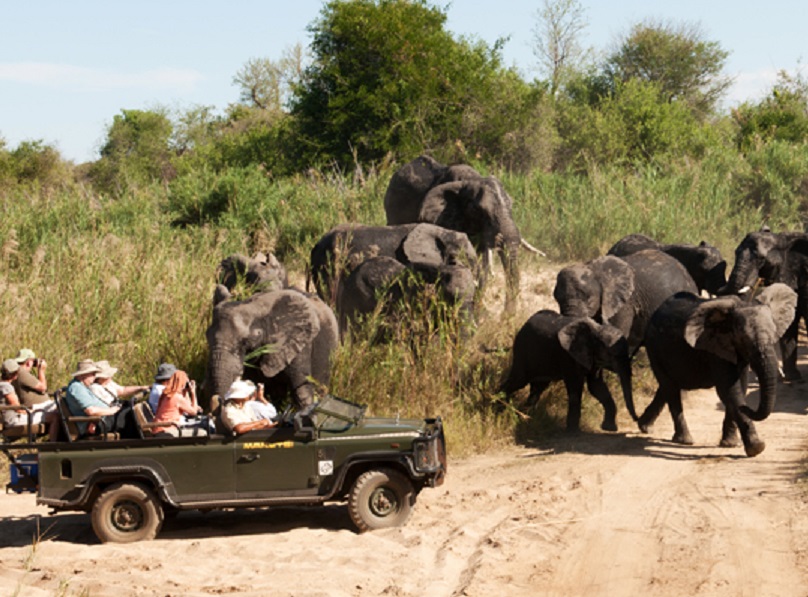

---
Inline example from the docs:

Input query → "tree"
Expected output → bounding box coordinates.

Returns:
[290,0,515,168]
[90,108,174,193]
[603,20,731,118]
[531,0,588,96]
[733,68,808,151]
[233,44,307,113]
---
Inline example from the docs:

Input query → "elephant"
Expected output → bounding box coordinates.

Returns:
[203,285,339,412]
[499,311,637,432]
[309,222,478,306]
[718,229,808,381]
[218,252,288,294]
[637,283,797,457]
[607,233,727,296]
[383,155,542,310]
[336,256,476,336]
[553,250,698,355]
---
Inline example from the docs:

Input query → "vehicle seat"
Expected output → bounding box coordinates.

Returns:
[0,405,48,444]
[55,390,119,442]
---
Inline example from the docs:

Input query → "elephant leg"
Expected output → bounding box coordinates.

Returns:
[717,386,765,457]
[665,386,694,446]
[285,352,317,411]
[585,369,617,432]
[779,316,801,382]
[719,412,741,448]
[525,379,551,410]
[637,384,669,433]
[563,376,586,432]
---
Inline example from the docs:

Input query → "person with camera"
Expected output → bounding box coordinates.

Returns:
[152,369,209,436]
[13,348,49,408]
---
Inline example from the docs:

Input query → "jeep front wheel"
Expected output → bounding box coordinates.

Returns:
[91,482,164,543]
[348,468,414,532]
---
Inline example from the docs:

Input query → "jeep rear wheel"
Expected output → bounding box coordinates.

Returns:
[348,468,414,532]
[91,482,164,543]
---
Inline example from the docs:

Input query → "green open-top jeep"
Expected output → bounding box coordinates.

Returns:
[4,395,446,543]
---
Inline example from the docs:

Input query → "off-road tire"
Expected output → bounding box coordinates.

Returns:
[91,482,164,543]
[348,468,414,532]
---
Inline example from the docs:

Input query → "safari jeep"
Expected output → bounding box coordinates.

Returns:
[6,395,446,543]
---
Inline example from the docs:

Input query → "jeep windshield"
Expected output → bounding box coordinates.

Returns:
[313,395,367,430]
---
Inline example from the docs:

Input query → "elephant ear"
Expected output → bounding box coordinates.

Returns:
[591,256,635,322]
[218,254,250,290]
[684,296,742,363]
[419,181,458,227]
[753,283,797,339]
[253,290,320,378]
[402,223,448,267]
[558,318,597,370]
[213,284,232,307]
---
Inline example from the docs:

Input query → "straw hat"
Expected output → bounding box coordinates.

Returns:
[72,359,101,378]
[94,360,118,380]
[224,379,256,401]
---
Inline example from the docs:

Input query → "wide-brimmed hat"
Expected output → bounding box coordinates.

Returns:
[1,359,19,376]
[94,360,118,379]
[72,359,101,378]
[14,348,36,363]
[224,379,256,401]
[154,362,177,382]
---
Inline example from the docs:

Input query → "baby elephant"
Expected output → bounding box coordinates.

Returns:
[499,310,637,432]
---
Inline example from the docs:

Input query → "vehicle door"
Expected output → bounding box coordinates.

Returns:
[234,428,318,497]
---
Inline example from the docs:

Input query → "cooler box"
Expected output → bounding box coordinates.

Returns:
[7,454,38,494]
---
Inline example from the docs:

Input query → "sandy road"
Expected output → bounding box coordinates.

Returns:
[2,377,806,597]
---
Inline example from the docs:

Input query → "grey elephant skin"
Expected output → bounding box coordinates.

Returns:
[718,230,808,381]
[204,285,339,411]
[383,155,525,309]
[499,311,636,432]
[638,283,797,457]
[554,250,698,355]
[607,233,727,295]
[336,256,476,337]
[309,222,478,305]
[218,252,288,293]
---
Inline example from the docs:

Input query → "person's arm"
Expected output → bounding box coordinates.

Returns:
[232,418,276,434]
[84,404,120,416]
[116,384,150,399]
[4,389,25,413]
[31,360,48,393]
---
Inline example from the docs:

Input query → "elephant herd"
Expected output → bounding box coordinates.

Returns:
[501,229,801,458]
[201,155,808,459]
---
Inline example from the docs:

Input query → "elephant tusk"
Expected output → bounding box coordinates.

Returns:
[738,285,751,294]
[520,238,546,257]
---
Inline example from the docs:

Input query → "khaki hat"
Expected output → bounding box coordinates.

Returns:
[94,360,118,379]
[72,359,101,379]
[15,348,36,363]
[224,379,256,401]
[1,359,19,376]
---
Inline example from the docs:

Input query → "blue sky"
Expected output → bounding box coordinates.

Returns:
[1,0,805,163]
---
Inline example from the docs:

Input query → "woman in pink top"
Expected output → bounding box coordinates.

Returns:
[152,370,203,436]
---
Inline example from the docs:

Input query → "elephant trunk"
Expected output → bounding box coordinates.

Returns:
[205,347,245,408]
[740,343,779,421]
[501,241,521,312]
[719,257,757,296]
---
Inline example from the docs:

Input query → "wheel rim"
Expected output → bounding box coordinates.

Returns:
[369,486,398,518]
[111,499,144,533]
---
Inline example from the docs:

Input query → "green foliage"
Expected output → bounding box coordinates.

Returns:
[0,139,73,190]
[291,0,516,167]
[733,69,808,151]
[555,78,721,170]
[89,109,175,195]
[735,140,808,226]
[603,20,731,118]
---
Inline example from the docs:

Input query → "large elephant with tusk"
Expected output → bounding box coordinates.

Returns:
[717,229,808,381]
[383,155,543,311]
